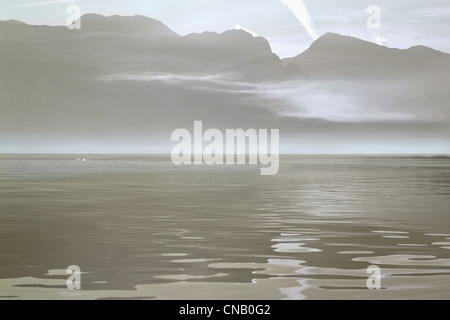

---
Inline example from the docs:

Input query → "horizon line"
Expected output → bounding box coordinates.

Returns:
[1,153,449,157]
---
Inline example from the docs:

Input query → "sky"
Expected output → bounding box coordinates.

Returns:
[1,0,449,58]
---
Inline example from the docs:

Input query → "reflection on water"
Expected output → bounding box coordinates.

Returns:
[0,155,449,299]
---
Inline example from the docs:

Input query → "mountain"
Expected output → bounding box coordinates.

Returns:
[3,19,26,25]
[78,14,179,38]
[0,16,449,153]
[283,32,450,80]
[0,14,283,77]
[282,32,450,127]
[0,14,287,151]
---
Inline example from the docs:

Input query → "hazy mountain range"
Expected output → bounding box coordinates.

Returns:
[1,14,449,153]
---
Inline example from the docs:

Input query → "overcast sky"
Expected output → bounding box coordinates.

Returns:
[1,0,449,57]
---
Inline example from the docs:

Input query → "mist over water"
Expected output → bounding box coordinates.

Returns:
[1,155,450,299]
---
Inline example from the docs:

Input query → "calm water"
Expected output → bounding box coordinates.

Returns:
[1,155,450,299]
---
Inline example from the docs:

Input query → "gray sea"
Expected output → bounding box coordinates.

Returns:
[1,155,450,299]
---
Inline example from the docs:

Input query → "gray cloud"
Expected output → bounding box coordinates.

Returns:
[100,71,450,125]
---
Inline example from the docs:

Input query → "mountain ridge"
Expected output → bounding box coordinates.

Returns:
[0,14,449,154]
[282,32,450,80]
[283,32,449,61]
[2,15,448,57]
[76,14,180,38]
[0,14,284,78]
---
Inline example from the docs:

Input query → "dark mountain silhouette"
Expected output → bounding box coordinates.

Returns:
[78,14,179,38]
[3,19,26,25]
[0,14,283,77]
[0,15,449,153]
[283,32,450,80]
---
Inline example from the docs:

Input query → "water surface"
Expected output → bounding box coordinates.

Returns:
[1,155,449,299]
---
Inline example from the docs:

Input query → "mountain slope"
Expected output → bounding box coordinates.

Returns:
[0,14,283,77]
[0,14,286,146]
[0,17,449,153]
[78,14,180,38]
[283,32,450,80]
